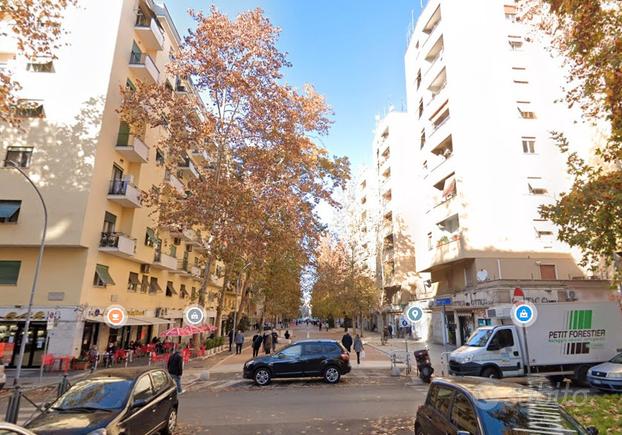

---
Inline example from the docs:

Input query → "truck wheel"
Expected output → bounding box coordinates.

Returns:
[481,367,501,379]
[572,366,590,387]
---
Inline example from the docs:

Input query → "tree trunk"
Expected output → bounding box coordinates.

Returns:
[214,266,231,336]
[358,310,363,337]
[234,269,253,330]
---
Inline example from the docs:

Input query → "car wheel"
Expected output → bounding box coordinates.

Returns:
[572,365,590,387]
[323,366,341,384]
[481,367,500,379]
[254,368,271,386]
[161,407,177,435]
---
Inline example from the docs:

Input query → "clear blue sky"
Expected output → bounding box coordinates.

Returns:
[166,1,424,171]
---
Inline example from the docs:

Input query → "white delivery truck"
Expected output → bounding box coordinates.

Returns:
[448,301,622,384]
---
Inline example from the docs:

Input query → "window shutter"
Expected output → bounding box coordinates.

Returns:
[0,261,21,285]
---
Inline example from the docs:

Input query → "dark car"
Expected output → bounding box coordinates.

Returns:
[25,367,178,435]
[243,339,351,386]
[415,377,597,435]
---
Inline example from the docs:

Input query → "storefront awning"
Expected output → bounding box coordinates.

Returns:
[85,316,172,326]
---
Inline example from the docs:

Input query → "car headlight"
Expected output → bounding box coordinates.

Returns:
[87,430,107,435]
[607,372,622,379]
[463,355,473,363]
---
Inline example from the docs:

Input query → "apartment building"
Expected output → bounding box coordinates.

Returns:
[387,0,614,345]
[0,0,225,367]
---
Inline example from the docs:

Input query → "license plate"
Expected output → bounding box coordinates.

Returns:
[592,379,602,384]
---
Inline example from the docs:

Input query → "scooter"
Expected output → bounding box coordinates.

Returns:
[414,348,434,383]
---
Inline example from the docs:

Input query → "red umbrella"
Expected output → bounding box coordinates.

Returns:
[160,327,191,337]
[183,325,203,334]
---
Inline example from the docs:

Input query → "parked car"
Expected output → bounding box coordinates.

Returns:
[243,339,351,386]
[415,377,597,435]
[0,422,36,434]
[0,359,6,389]
[588,352,622,392]
[25,367,178,435]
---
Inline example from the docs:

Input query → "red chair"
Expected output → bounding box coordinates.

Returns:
[182,348,190,363]
[59,355,71,372]
[198,346,206,357]
[114,349,127,363]
[42,354,55,372]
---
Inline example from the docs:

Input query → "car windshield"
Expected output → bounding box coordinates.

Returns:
[610,353,622,364]
[465,329,494,347]
[478,399,588,434]
[52,377,133,411]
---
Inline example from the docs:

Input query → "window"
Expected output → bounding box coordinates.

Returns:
[527,177,547,195]
[279,344,302,358]
[429,385,454,416]
[132,375,154,402]
[490,329,514,348]
[117,121,131,146]
[179,284,187,299]
[94,264,115,287]
[418,99,424,119]
[517,101,536,119]
[427,233,433,251]
[416,69,421,90]
[451,393,479,434]
[191,287,197,301]
[126,79,136,92]
[504,4,518,22]
[149,277,162,293]
[0,200,21,223]
[156,148,165,166]
[166,281,177,297]
[540,264,556,280]
[127,272,139,292]
[15,100,45,118]
[508,36,523,50]
[522,137,536,154]
[303,343,323,355]
[150,371,168,393]
[4,147,33,168]
[26,61,54,73]
[0,261,21,285]
[140,275,149,293]
[145,227,157,247]
[321,343,341,355]
[420,129,426,149]
[103,212,116,234]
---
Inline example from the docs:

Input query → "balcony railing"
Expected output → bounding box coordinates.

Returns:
[107,179,141,208]
[99,232,136,257]
[129,52,159,83]
[135,13,164,51]
[115,133,149,163]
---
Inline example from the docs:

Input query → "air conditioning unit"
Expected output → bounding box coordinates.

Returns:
[566,290,577,301]
[140,264,151,274]
[173,237,181,245]
[185,244,193,252]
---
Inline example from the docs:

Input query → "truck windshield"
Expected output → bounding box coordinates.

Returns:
[465,329,494,347]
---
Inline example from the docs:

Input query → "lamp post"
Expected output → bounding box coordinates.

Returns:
[5,161,48,384]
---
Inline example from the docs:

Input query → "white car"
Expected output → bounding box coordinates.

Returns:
[587,352,622,392]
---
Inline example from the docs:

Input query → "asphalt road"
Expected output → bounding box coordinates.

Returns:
[177,378,428,434]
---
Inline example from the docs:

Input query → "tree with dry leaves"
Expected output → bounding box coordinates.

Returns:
[0,0,77,126]
[118,7,349,334]
[522,1,622,281]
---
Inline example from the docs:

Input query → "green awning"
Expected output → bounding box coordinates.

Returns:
[149,279,162,293]
[0,202,21,220]
[95,264,115,285]
[146,227,158,245]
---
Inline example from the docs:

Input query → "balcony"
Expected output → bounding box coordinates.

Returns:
[172,258,192,276]
[191,266,202,279]
[134,13,164,51]
[179,158,200,179]
[152,250,177,270]
[129,52,159,84]
[99,232,136,257]
[164,171,185,195]
[116,134,149,163]
[107,179,142,208]
[191,149,209,162]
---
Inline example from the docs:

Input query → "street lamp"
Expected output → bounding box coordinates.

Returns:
[4,161,48,384]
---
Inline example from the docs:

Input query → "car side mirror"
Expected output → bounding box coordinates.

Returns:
[586,427,599,435]
[131,398,148,409]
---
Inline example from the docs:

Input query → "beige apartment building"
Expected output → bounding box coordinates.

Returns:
[368,0,616,345]
[0,0,229,367]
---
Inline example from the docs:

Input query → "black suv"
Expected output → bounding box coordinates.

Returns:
[243,339,351,385]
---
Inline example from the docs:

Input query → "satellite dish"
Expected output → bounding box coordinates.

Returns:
[476,269,488,282]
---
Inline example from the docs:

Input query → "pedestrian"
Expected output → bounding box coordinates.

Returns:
[167,348,184,394]
[284,330,290,340]
[252,333,263,357]
[234,330,244,354]
[388,324,393,339]
[353,334,364,365]
[263,332,272,355]
[341,331,353,352]
[319,321,322,331]
[228,329,234,352]
[271,329,278,352]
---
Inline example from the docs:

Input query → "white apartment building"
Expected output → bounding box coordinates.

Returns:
[388,0,614,345]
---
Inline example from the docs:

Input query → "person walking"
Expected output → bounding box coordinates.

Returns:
[167,348,184,393]
[284,330,291,341]
[228,329,234,352]
[234,330,244,354]
[263,331,272,355]
[353,334,364,365]
[252,333,263,357]
[319,321,322,331]
[387,324,393,339]
[271,330,278,352]
[341,331,353,352]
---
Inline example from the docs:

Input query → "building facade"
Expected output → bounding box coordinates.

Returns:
[0,0,226,367]
[367,0,615,345]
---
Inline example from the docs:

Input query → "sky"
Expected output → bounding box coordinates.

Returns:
[166,0,425,172]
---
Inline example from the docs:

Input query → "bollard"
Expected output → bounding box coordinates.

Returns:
[57,374,70,398]
[5,386,22,424]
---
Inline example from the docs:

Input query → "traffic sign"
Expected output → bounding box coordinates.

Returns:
[511,302,538,328]
[435,297,452,306]
[404,305,424,324]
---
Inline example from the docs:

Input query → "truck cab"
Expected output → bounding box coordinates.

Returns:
[449,325,524,378]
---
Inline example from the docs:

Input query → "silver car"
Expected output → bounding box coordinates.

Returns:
[587,353,622,392]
